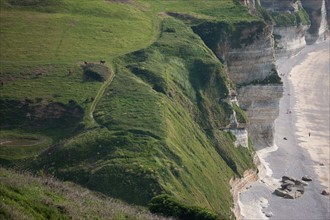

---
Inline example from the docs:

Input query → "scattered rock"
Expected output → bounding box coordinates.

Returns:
[283,189,303,199]
[294,179,308,187]
[302,175,312,182]
[282,176,295,182]
[281,180,295,189]
[275,176,306,199]
[265,212,273,217]
[274,189,288,197]
[321,190,329,196]
[286,184,304,193]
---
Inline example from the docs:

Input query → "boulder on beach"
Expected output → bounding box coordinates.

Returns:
[265,212,273,217]
[302,175,312,181]
[274,176,307,199]
[282,176,308,186]
[281,180,295,189]
[321,190,329,196]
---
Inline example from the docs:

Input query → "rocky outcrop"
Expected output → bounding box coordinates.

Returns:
[301,0,329,44]
[274,176,308,199]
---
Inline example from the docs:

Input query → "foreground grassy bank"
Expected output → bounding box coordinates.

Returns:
[0,167,169,220]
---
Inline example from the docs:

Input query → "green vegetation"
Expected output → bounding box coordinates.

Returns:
[83,63,110,82]
[0,0,156,63]
[29,18,256,219]
[232,104,248,124]
[192,20,266,51]
[0,0,259,218]
[0,130,52,163]
[149,194,218,220]
[237,68,282,88]
[0,167,167,220]
[270,6,311,27]
[256,3,273,23]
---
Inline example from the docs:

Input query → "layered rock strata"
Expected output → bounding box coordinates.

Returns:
[225,27,283,149]
[194,21,283,149]
[236,85,282,149]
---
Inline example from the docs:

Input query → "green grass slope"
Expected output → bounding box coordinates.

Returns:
[1,0,258,219]
[35,17,255,219]
[0,167,168,220]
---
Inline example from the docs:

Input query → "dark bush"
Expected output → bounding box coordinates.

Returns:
[83,63,110,82]
[148,194,219,220]
[9,0,62,6]
[129,66,167,94]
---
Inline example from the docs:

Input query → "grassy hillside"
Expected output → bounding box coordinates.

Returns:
[1,0,257,219]
[0,167,169,220]
[33,17,255,219]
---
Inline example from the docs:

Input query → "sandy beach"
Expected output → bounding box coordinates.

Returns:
[238,40,330,220]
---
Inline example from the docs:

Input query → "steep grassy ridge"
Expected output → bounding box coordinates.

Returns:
[0,168,168,220]
[37,18,255,219]
[1,0,258,219]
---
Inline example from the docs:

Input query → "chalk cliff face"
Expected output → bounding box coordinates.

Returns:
[301,0,329,43]
[273,25,309,57]
[236,85,283,149]
[225,26,282,149]
[259,0,310,56]
[225,27,276,84]
[193,22,283,149]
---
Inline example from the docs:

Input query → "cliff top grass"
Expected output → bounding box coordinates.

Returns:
[0,0,256,64]
[0,0,259,131]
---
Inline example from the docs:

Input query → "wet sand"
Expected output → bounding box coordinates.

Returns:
[239,41,330,220]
